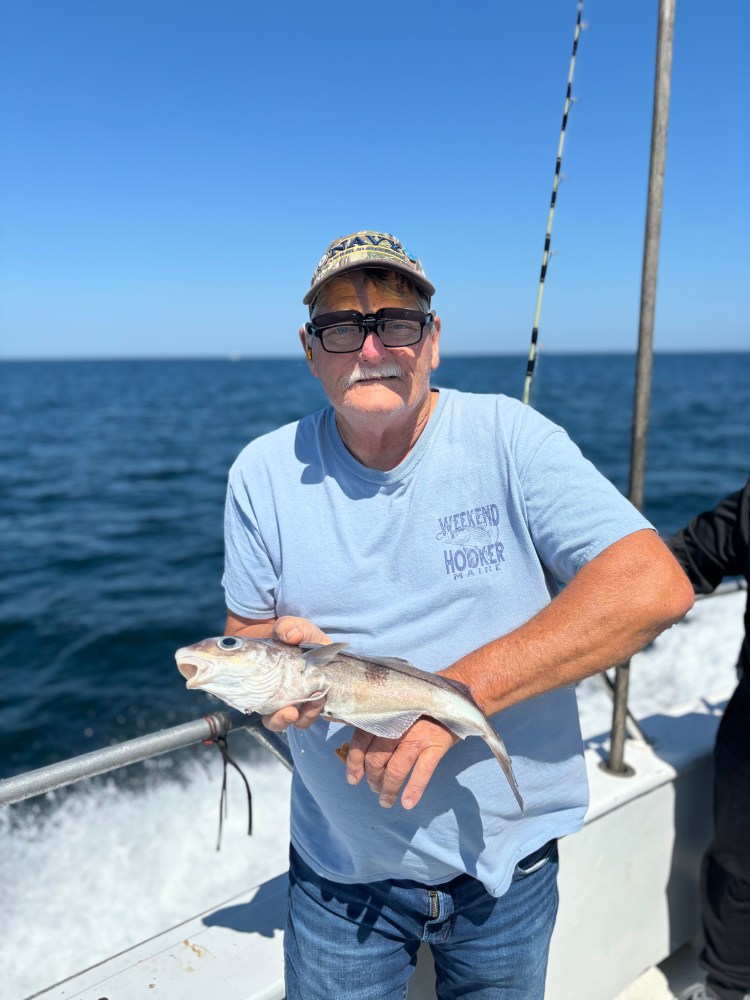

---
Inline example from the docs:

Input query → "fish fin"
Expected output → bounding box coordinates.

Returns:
[347,711,423,739]
[300,642,348,670]
[354,654,415,670]
[440,677,475,701]
[484,730,524,813]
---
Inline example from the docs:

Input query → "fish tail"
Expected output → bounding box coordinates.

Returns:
[445,717,524,813]
[484,731,524,813]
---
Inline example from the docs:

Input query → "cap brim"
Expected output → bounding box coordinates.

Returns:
[303,260,435,306]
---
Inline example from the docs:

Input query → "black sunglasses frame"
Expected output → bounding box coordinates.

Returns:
[305,308,434,353]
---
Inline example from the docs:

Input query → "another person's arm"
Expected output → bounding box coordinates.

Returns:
[667,483,749,592]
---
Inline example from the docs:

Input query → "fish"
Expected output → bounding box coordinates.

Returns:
[175,635,523,811]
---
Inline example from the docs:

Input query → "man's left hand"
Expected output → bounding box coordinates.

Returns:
[345,718,459,810]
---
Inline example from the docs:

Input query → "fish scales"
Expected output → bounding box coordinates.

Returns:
[175,636,523,811]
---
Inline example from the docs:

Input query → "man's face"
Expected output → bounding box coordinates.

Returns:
[299,271,441,422]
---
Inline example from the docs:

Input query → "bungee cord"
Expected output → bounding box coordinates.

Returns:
[521,2,586,405]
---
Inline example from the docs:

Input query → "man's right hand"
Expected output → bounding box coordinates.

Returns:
[262,615,332,732]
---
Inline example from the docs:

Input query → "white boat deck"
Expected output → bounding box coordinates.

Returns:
[616,945,704,1000]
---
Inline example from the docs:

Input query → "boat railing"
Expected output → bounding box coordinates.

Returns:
[1,579,743,811]
[595,578,746,752]
[0,708,293,808]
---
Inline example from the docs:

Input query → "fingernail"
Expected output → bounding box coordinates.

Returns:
[379,797,394,809]
[402,797,414,810]
[346,773,358,785]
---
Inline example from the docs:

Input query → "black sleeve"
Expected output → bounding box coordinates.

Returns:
[667,480,750,595]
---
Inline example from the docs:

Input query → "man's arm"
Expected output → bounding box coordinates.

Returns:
[446,528,694,715]
[225,530,694,810]
[224,611,276,638]
[347,529,695,809]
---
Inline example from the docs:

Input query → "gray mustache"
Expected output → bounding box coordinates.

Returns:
[340,363,405,390]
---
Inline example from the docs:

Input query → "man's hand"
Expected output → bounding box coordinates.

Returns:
[345,717,459,811]
[262,616,332,733]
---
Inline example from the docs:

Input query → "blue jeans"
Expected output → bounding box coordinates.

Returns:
[285,840,559,999]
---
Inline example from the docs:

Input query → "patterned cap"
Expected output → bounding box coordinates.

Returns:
[303,230,435,306]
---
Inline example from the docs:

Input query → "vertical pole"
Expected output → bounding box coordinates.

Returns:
[607,0,676,775]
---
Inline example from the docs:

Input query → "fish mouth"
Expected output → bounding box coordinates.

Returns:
[178,662,198,681]
[175,651,204,684]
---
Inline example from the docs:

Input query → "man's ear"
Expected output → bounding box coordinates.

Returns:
[430,315,441,372]
[299,326,313,363]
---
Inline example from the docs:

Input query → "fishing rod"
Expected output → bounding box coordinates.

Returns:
[521,1,585,405]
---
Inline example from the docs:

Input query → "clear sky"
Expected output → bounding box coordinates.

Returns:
[1,0,748,359]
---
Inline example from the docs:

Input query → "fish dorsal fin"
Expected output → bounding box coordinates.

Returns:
[355,654,414,671]
[441,676,476,703]
[300,642,348,670]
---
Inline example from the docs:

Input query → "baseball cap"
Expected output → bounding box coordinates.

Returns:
[303,230,435,306]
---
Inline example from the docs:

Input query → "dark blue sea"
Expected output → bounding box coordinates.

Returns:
[2,353,749,780]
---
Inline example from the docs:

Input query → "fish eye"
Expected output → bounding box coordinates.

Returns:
[218,636,243,650]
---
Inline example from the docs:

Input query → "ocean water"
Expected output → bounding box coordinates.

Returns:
[1,352,749,998]
[1,352,748,778]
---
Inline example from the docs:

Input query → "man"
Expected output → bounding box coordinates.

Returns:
[669,483,750,1000]
[222,230,694,999]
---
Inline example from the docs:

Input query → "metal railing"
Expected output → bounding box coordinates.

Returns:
[597,579,746,758]
[0,709,293,808]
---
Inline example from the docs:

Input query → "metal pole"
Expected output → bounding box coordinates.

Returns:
[0,710,292,807]
[607,0,676,775]
[595,671,648,743]
[239,717,294,772]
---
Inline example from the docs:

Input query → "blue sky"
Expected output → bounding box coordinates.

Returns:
[1,0,748,359]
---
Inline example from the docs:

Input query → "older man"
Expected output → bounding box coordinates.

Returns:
[222,230,694,999]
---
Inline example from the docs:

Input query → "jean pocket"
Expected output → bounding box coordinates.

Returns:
[513,839,558,880]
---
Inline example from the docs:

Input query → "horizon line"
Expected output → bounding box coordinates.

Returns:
[2,348,749,363]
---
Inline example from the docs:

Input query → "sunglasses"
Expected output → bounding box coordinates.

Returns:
[305,309,434,353]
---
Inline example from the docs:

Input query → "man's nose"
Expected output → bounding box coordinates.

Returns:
[359,330,388,360]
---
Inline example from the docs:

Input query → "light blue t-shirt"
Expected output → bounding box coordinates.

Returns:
[223,387,650,897]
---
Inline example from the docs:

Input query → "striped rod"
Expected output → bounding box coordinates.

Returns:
[522,2,585,405]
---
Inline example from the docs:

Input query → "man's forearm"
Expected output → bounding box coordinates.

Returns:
[444,529,695,716]
[224,612,333,647]
[224,611,278,638]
